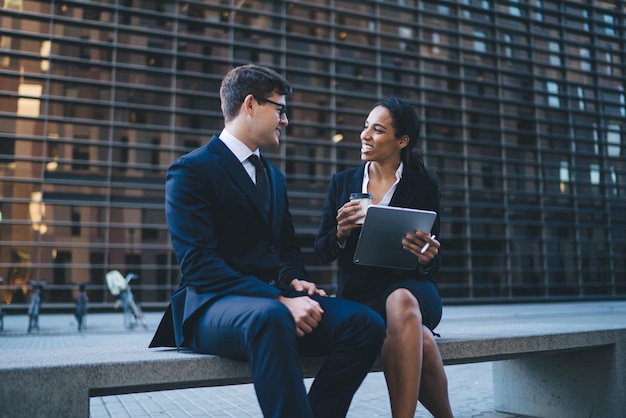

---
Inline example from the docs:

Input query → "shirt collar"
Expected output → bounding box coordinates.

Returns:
[219,129,260,163]
[362,161,404,192]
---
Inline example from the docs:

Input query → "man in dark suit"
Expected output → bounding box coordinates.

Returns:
[150,64,386,418]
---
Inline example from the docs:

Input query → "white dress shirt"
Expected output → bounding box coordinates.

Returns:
[219,129,262,184]
[362,161,404,205]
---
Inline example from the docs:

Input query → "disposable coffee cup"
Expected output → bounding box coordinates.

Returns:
[350,193,373,224]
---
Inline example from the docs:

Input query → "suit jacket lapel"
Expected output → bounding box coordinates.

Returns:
[349,165,366,198]
[210,137,272,221]
[390,168,418,207]
[349,163,419,208]
[266,163,284,238]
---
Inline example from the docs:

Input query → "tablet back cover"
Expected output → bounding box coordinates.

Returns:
[353,205,436,270]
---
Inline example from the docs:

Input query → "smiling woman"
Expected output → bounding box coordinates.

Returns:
[315,97,453,418]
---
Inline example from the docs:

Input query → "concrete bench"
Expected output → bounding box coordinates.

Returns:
[1,322,624,418]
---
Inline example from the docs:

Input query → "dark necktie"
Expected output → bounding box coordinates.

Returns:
[248,154,270,210]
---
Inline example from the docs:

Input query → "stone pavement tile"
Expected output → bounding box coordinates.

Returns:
[91,364,523,418]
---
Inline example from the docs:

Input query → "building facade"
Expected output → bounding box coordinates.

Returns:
[0,0,624,307]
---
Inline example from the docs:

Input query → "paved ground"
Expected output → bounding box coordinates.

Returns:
[1,300,625,417]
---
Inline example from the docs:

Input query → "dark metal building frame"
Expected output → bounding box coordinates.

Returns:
[0,0,624,307]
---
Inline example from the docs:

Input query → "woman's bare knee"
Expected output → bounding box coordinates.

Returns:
[386,289,422,328]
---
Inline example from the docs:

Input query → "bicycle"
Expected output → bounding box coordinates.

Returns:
[27,280,47,333]
[105,270,147,330]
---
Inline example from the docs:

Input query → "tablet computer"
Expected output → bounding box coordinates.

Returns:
[353,205,437,270]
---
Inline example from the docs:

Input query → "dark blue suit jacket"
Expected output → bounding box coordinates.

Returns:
[150,136,308,348]
[314,164,441,304]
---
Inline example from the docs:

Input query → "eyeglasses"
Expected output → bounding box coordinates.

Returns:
[255,97,287,118]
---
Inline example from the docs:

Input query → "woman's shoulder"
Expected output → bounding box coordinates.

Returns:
[405,166,440,188]
[424,170,441,190]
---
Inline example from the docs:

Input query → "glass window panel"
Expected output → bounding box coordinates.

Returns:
[606,125,621,157]
[287,3,331,26]
[335,1,373,14]
[178,3,230,36]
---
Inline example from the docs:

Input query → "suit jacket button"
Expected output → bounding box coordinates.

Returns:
[268,280,276,286]
[269,245,277,252]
